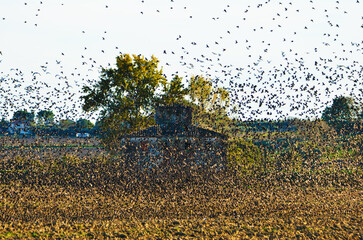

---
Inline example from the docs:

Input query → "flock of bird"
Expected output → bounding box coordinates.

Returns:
[0,0,362,123]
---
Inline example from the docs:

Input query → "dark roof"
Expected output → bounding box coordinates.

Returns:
[122,125,228,140]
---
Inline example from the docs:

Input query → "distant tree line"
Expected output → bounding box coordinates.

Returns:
[0,109,97,137]
[236,96,363,134]
[0,95,360,138]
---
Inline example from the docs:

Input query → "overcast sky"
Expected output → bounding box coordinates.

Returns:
[0,0,362,121]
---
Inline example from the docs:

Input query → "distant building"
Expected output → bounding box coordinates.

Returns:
[120,104,228,169]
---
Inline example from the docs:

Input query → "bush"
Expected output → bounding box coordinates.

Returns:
[227,138,263,176]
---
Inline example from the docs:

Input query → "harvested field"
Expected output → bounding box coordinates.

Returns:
[0,136,362,239]
[0,185,361,239]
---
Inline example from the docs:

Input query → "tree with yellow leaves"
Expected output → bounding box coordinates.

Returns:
[81,54,231,146]
[81,54,169,145]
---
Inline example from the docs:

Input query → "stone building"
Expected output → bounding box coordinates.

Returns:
[120,104,228,169]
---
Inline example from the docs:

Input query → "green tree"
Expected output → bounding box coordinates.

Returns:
[59,119,76,130]
[76,118,94,130]
[187,75,229,112]
[159,75,188,105]
[227,138,263,176]
[322,96,361,123]
[322,96,363,133]
[37,110,54,126]
[12,109,35,123]
[0,118,9,131]
[81,54,168,144]
[81,54,233,146]
[188,75,213,110]
[186,75,231,134]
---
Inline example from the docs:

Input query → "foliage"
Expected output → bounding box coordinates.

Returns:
[191,104,236,135]
[58,119,76,130]
[184,75,232,134]
[227,138,263,176]
[0,118,9,131]
[76,118,94,130]
[187,75,229,113]
[81,54,169,145]
[37,110,54,126]
[322,96,363,133]
[81,54,233,147]
[12,109,35,123]
[322,96,362,123]
[159,75,188,105]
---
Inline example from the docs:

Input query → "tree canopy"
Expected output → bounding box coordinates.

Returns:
[81,54,172,143]
[186,75,231,133]
[159,75,188,105]
[322,96,362,123]
[12,109,35,123]
[76,118,94,130]
[37,110,54,126]
[81,54,232,144]
[58,119,76,130]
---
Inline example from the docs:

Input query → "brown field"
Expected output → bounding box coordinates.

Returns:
[0,136,362,239]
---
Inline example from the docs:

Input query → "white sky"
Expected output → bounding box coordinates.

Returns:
[0,0,362,122]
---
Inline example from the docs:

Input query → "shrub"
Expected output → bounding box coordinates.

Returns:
[227,138,263,176]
